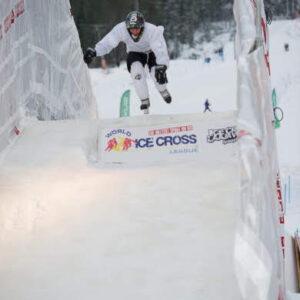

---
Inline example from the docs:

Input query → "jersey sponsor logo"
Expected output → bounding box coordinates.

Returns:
[207,126,237,145]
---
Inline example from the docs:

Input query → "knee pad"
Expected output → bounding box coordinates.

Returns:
[130,62,145,81]
[130,62,149,100]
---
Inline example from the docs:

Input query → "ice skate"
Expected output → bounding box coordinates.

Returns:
[160,89,172,104]
[140,98,150,114]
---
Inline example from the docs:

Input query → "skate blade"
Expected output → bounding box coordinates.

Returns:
[143,108,149,115]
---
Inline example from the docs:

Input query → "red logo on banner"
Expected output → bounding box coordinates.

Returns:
[261,17,271,75]
[149,125,193,137]
[15,0,25,17]
[264,52,271,75]
[105,137,135,152]
[278,286,285,300]
[4,10,15,33]
[238,130,262,146]
[1,0,25,37]
[261,18,267,43]
[276,173,285,258]
[250,0,257,9]
[105,138,118,152]
[14,126,20,135]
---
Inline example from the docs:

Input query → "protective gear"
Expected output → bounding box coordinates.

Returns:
[126,11,145,30]
[154,65,168,84]
[149,66,171,104]
[95,22,169,67]
[130,61,149,101]
[126,11,145,42]
[160,89,172,104]
[92,16,171,114]
[140,98,150,113]
[84,48,96,64]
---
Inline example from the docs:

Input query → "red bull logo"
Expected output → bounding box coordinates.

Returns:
[105,129,135,152]
[105,137,135,152]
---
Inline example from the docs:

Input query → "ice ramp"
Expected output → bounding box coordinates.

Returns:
[0,112,242,300]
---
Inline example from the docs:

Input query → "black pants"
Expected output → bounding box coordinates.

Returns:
[127,51,157,73]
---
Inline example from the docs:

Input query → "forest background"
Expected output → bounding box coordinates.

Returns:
[70,0,300,66]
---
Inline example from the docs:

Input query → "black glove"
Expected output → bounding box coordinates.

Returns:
[154,65,168,84]
[84,47,96,64]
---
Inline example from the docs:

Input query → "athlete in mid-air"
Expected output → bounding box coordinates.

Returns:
[84,11,172,114]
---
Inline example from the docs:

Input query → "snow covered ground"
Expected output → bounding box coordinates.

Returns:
[0,119,241,299]
[270,20,300,298]
[0,19,299,299]
[270,20,300,237]
[90,42,236,119]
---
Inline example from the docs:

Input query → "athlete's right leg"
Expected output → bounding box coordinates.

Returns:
[150,67,172,104]
[147,52,172,104]
[127,52,150,113]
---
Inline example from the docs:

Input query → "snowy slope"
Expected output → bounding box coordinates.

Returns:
[0,19,299,299]
[0,119,240,300]
[271,20,300,167]
[269,20,300,238]
[269,21,300,296]
[90,49,236,119]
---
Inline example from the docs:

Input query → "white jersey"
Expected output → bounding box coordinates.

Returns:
[95,22,169,67]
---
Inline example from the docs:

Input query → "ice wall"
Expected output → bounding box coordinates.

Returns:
[234,0,285,299]
[0,0,96,152]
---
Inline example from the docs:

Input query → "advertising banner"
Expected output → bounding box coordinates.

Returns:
[119,90,130,118]
[98,112,237,164]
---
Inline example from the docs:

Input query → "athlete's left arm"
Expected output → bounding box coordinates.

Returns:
[149,26,170,68]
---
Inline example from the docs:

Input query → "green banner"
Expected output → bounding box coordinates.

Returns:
[272,88,277,107]
[272,88,281,129]
[120,90,130,117]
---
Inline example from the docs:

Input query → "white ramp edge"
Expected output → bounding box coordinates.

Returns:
[98,111,238,164]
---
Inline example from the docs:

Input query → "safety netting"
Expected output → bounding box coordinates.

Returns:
[234,0,285,299]
[0,0,96,152]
